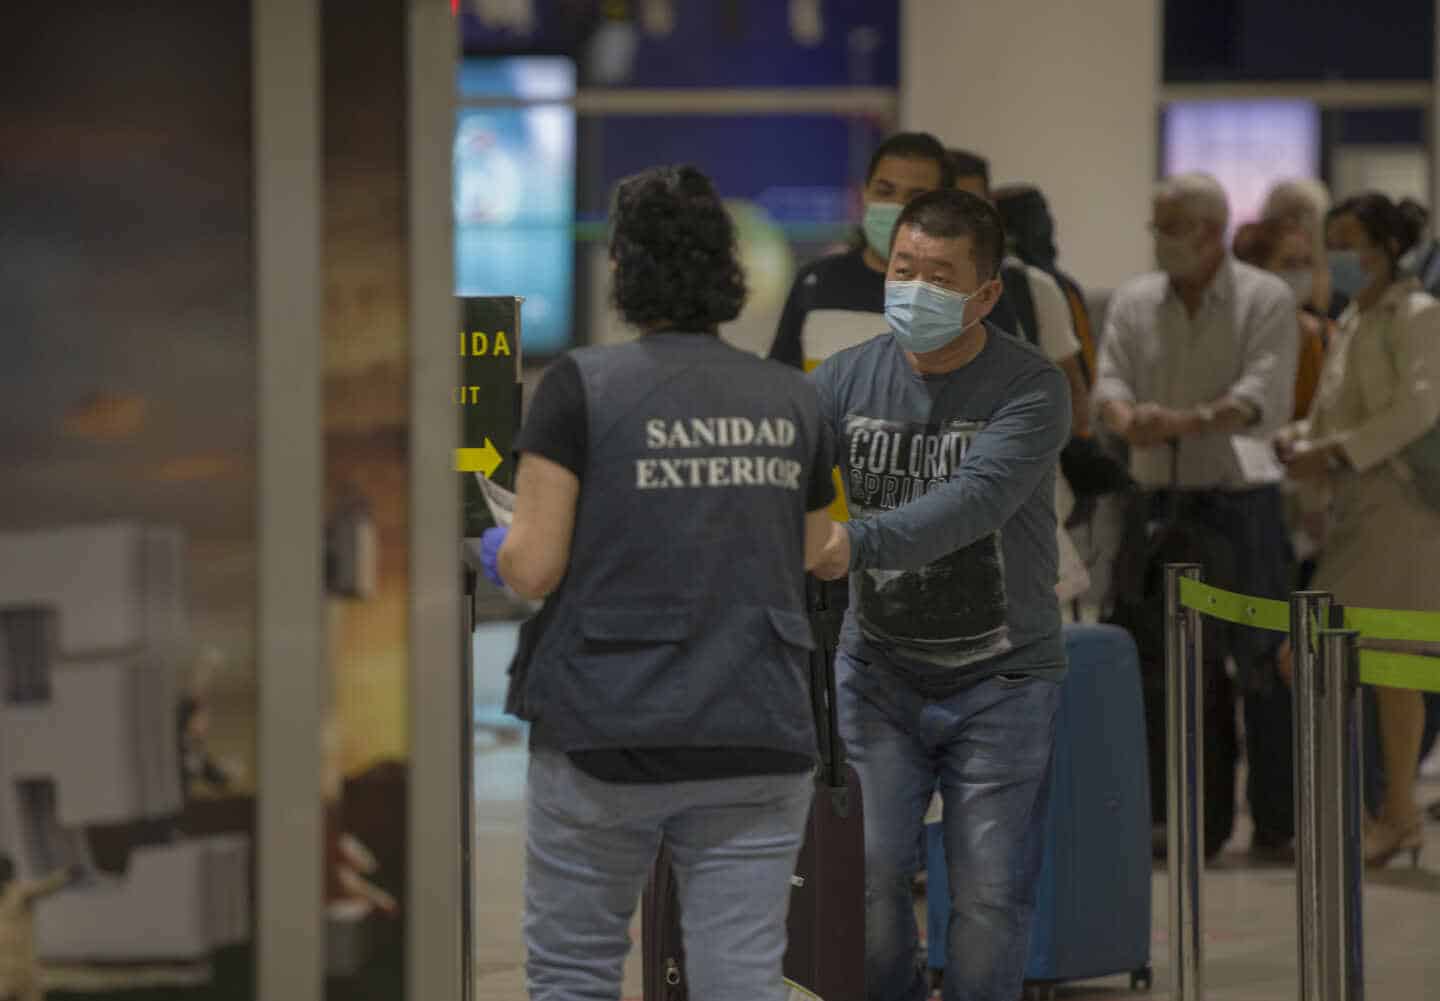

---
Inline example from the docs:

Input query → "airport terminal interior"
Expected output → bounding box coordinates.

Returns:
[4,1,1440,999]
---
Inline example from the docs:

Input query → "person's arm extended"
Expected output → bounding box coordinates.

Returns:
[837,367,1071,573]
[498,453,579,600]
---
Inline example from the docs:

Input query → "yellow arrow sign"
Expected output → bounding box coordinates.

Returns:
[455,438,503,478]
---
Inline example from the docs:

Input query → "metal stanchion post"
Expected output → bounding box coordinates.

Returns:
[1165,563,1204,1001]
[1319,629,1366,1001]
[1291,591,1332,1001]
[461,568,476,1001]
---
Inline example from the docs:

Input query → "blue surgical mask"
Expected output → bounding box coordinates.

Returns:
[863,201,904,259]
[885,279,977,354]
[1328,250,1370,299]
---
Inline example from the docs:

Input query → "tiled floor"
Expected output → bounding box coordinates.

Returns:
[470,624,1439,1000]
[471,738,1440,1001]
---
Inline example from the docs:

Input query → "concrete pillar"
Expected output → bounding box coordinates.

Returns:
[901,0,1161,291]
[254,0,325,996]
[406,2,463,1000]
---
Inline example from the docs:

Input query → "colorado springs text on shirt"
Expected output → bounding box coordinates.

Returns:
[637,418,804,490]
[846,421,981,510]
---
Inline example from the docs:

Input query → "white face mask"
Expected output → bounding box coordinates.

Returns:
[1278,268,1314,305]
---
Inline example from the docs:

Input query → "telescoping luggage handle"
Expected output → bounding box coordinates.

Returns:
[1166,437,1181,515]
[808,579,852,817]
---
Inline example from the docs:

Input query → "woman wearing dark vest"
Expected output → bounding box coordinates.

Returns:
[481,165,837,1001]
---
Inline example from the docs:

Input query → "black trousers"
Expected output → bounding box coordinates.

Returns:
[1144,660,1238,857]
[1136,486,1294,851]
[1244,661,1295,841]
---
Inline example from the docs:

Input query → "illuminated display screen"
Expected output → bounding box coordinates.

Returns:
[455,57,576,356]
[1162,100,1320,234]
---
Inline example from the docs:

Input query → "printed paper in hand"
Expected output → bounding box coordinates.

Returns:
[475,472,516,528]
[1232,435,1285,485]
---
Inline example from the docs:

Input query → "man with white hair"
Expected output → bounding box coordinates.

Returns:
[1095,172,1301,861]
[1262,177,1336,316]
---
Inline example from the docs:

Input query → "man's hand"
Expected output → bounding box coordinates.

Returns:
[1276,640,1293,685]
[812,522,851,581]
[1128,403,1189,447]
[1272,424,1301,464]
[1282,440,1336,482]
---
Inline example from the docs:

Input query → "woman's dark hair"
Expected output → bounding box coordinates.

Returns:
[994,183,1057,269]
[609,165,746,332]
[1327,193,1429,278]
[865,132,955,189]
[893,189,1006,282]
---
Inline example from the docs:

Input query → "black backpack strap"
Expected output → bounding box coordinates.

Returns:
[1001,260,1040,347]
[1053,269,1095,383]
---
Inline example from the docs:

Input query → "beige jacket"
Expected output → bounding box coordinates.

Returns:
[1293,278,1440,512]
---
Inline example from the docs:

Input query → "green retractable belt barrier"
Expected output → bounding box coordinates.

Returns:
[1176,577,1440,693]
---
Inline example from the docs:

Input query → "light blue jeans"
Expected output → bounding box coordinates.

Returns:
[524,748,814,1001]
[835,651,1059,1001]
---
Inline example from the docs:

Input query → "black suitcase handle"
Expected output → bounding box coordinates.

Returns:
[806,576,851,816]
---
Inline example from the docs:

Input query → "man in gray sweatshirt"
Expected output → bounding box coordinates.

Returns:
[810,188,1071,1001]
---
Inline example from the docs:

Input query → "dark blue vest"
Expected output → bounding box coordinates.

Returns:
[521,333,824,758]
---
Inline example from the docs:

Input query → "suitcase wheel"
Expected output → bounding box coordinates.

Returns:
[1130,965,1154,991]
[1021,983,1056,1001]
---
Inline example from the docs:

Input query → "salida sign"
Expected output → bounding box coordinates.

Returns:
[456,297,521,537]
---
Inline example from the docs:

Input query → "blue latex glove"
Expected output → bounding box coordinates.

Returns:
[480,526,509,588]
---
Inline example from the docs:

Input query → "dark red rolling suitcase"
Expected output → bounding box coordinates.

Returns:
[783,579,866,1001]
[640,578,866,1001]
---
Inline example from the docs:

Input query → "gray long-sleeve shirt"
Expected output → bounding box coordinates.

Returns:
[812,326,1071,695]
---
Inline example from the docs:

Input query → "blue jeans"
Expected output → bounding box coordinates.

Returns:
[836,651,1060,1001]
[523,748,814,1001]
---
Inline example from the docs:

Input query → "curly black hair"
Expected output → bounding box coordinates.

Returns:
[608,165,747,333]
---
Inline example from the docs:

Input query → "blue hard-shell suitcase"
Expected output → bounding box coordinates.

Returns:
[925,623,1153,1000]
